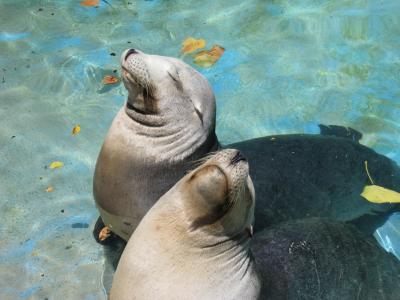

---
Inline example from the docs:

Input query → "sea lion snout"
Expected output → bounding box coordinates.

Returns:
[124,48,138,60]
[230,150,247,165]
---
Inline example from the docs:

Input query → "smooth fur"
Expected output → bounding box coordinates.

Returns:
[110,150,260,300]
[93,49,219,240]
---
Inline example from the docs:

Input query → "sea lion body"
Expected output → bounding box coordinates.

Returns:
[229,126,400,231]
[110,149,259,299]
[253,218,400,300]
[111,150,400,299]
[94,49,218,240]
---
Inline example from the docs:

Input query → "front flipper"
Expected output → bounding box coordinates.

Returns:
[318,124,362,142]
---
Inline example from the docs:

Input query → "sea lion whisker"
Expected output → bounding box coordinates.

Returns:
[188,151,220,167]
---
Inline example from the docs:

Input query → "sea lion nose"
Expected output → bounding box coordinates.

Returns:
[125,48,138,60]
[230,151,247,165]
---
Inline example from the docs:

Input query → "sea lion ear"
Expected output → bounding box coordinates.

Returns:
[186,165,229,230]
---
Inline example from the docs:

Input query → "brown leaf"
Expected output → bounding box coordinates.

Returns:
[193,45,225,68]
[103,75,119,85]
[181,37,206,54]
[45,186,54,193]
[99,226,111,241]
[80,0,99,7]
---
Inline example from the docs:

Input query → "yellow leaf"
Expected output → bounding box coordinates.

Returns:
[45,186,54,193]
[49,161,63,169]
[80,0,99,7]
[181,37,206,54]
[103,75,119,85]
[193,45,225,68]
[72,125,81,136]
[361,185,400,203]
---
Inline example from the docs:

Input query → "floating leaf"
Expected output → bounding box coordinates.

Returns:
[361,185,400,203]
[103,75,119,85]
[80,0,99,6]
[49,161,63,169]
[99,226,111,241]
[193,45,225,68]
[72,125,81,136]
[181,37,206,54]
[45,186,54,193]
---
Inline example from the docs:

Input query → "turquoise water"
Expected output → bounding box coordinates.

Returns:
[1,0,400,298]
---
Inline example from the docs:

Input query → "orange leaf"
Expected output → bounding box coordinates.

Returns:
[99,226,112,241]
[103,75,119,85]
[193,45,225,68]
[80,0,99,7]
[181,37,206,54]
[72,125,81,136]
[45,186,54,193]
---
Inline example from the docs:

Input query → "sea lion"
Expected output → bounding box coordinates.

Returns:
[229,124,400,233]
[93,48,218,241]
[111,150,400,300]
[110,149,260,299]
[252,218,400,300]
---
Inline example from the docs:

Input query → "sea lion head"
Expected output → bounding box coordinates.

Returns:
[181,149,255,240]
[121,48,215,129]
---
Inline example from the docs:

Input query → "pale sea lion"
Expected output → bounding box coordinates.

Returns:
[110,149,260,299]
[111,150,400,300]
[93,48,219,241]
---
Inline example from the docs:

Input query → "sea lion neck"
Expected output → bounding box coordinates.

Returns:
[123,102,219,161]
[113,199,260,299]
[152,189,256,278]
[192,231,255,278]
[124,101,167,127]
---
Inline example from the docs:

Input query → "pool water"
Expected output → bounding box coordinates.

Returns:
[1,0,400,299]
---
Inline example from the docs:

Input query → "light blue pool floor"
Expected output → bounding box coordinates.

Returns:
[1,0,400,299]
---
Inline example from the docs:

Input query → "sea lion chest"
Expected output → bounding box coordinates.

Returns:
[93,110,189,238]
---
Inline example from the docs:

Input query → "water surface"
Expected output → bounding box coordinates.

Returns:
[1,0,400,298]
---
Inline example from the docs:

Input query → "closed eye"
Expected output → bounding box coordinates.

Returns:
[194,107,203,125]
[167,71,183,91]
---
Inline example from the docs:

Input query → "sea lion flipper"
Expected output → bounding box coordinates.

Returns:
[318,124,363,142]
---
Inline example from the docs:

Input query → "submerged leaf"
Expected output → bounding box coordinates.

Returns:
[72,125,81,136]
[103,75,119,85]
[45,186,54,193]
[361,185,400,203]
[181,37,206,54]
[193,45,225,68]
[80,0,99,7]
[99,226,111,241]
[49,161,63,169]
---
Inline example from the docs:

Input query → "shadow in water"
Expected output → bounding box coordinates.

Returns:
[93,217,126,294]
